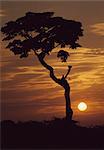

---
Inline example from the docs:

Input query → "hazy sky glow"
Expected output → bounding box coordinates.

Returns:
[1,1,104,126]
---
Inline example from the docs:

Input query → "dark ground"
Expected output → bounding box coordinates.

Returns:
[1,118,104,149]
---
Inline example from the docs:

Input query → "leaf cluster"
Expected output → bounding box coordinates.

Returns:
[1,12,83,60]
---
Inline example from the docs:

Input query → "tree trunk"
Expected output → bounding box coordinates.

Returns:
[63,80,73,120]
[37,52,73,120]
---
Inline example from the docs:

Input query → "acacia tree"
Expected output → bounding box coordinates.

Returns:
[1,12,83,120]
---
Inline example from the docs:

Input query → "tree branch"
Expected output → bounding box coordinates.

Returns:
[64,65,72,79]
[35,52,62,85]
[34,52,71,90]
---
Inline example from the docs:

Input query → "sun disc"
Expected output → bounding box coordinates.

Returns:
[78,102,87,111]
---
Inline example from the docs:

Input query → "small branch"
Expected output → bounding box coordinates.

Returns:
[64,65,72,79]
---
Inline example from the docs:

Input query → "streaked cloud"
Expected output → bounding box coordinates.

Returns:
[90,23,104,36]
[1,46,104,125]
[0,9,6,17]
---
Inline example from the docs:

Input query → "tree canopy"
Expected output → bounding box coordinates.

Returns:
[1,12,83,61]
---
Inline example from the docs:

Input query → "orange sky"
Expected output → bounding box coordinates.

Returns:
[1,1,104,126]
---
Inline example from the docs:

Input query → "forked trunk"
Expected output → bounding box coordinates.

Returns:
[37,52,73,120]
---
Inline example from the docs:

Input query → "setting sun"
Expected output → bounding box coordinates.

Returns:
[78,102,87,111]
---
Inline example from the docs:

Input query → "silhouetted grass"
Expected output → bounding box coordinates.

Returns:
[1,118,104,148]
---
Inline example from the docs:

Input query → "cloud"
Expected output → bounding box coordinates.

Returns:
[90,23,104,36]
[0,9,6,17]
[1,47,104,125]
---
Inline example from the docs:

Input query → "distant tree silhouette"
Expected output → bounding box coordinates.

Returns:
[1,12,83,120]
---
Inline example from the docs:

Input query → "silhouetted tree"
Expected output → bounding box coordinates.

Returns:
[1,12,83,120]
